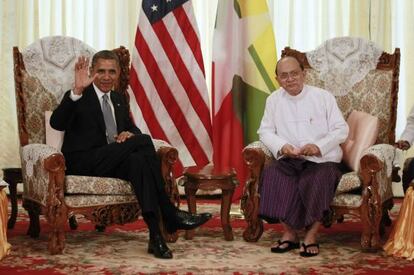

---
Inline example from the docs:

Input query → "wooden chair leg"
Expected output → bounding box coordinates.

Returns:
[47,203,68,254]
[69,216,78,230]
[2,168,22,229]
[95,224,106,232]
[22,199,41,238]
[241,179,264,242]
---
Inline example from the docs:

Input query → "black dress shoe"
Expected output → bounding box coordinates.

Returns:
[148,234,173,259]
[174,209,212,230]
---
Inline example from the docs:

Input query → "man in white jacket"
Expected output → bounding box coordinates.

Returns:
[258,56,349,257]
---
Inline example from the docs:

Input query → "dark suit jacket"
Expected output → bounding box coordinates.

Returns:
[50,84,141,154]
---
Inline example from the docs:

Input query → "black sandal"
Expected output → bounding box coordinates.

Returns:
[271,240,300,253]
[299,243,320,257]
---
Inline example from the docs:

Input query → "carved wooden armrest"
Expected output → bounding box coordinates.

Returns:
[358,144,395,251]
[153,139,178,166]
[152,139,179,206]
[21,144,65,207]
[359,144,394,201]
[240,141,274,242]
[243,141,273,171]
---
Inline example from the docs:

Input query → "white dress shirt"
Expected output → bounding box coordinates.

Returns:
[258,85,349,163]
[70,84,117,128]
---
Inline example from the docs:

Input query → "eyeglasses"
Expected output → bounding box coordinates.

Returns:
[278,70,302,81]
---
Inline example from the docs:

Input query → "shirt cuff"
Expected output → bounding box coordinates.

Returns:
[70,90,82,101]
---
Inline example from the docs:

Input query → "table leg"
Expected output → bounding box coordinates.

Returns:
[221,188,234,241]
[185,186,198,240]
[3,168,21,229]
[7,181,17,229]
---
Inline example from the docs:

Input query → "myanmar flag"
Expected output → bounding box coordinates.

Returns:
[212,0,278,200]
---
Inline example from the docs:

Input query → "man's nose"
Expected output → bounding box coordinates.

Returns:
[102,72,112,79]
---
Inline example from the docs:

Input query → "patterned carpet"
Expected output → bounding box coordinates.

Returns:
[1,200,414,274]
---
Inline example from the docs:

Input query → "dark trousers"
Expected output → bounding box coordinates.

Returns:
[64,134,177,232]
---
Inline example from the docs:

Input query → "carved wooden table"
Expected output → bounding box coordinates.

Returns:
[2,168,22,229]
[182,164,237,241]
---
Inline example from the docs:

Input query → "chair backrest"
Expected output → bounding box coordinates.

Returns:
[13,36,131,147]
[281,37,400,145]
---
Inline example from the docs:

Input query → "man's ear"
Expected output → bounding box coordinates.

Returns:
[275,76,281,86]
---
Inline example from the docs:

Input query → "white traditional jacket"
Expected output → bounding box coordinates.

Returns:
[258,85,349,163]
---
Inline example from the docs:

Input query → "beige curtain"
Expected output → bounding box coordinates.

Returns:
[0,0,21,175]
[1,0,414,178]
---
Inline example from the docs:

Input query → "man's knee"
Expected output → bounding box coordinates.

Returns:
[130,134,153,146]
[126,134,157,154]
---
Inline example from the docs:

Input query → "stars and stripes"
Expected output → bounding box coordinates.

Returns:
[128,0,212,173]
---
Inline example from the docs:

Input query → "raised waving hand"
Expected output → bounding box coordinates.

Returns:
[73,56,97,95]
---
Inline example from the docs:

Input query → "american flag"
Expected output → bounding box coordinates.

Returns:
[128,0,213,173]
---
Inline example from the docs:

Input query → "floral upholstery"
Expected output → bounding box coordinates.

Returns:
[65,194,137,208]
[65,176,134,195]
[305,69,394,144]
[20,73,58,144]
[364,144,395,202]
[21,144,60,205]
[332,194,362,208]
[335,172,360,195]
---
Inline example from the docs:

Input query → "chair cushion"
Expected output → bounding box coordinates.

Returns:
[45,111,64,150]
[331,193,362,208]
[65,194,137,208]
[65,175,134,195]
[341,110,379,171]
[335,171,361,195]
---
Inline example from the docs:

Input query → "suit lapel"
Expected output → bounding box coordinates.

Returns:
[86,85,106,134]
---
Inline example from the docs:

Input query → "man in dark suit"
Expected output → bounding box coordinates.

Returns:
[50,50,211,259]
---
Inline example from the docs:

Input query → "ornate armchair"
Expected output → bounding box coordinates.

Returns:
[13,36,180,254]
[241,37,400,251]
